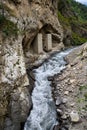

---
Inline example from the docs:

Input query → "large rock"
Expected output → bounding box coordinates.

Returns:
[70,111,80,123]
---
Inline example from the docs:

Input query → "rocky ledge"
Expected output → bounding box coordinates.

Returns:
[51,43,87,130]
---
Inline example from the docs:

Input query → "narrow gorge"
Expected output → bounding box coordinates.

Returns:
[24,48,73,130]
[0,0,87,130]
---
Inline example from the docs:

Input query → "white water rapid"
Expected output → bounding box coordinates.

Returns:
[24,49,73,130]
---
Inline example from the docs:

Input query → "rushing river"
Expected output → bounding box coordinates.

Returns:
[24,49,73,130]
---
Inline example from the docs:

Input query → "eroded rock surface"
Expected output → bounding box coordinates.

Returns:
[0,34,32,130]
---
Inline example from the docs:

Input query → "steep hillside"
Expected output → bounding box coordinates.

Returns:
[58,0,87,46]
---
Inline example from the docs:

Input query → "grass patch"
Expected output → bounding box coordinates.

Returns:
[84,93,87,101]
[77,85,87,113]
[77,98,85,103]
[79,85,87,91]
[82,105,87,111]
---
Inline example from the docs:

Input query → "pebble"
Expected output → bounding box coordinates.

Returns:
[64,91,69,95]
[69,89,73,92]
[70,111,80,122]
[56,97,62,106]
[70,103,75,107]
[53,125,59,130]
[62,98,68,104]
[67,64,71,68]
[61,128,66,130]
[57,109,63,116]
[48,77,53,81]
[70,79,75,83]
[61,114,68,119]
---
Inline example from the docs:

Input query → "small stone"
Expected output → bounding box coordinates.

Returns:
[53,124,59,130]
[70,103,75,107]
[62,98,68,104]
[67,64,71,68]
[61,114,68,119]
[69,89,73,92]
[70,79,75,83]
[48,76,53,81]
[64,125,69,129]
[64,91,69,95]
[56,97,62,106]
[61,128,66,130]
[70,111,80,122]
[57,109,63,116]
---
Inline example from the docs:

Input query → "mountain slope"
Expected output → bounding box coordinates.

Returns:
[58,0,87,46]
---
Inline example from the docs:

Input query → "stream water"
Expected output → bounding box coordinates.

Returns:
[24,49,73,130]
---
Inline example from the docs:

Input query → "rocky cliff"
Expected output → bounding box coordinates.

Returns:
[0,0,63,130]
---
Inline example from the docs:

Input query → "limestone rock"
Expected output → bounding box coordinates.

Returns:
[70,111,80,123]
[70,103,75,107]
[56,97,62,106]
[61,114,68,119]
[62,98,68,104]
[0,35,32,130]
[64,91,69,95]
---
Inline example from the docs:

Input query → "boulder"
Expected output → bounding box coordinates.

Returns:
[70,111,80,123]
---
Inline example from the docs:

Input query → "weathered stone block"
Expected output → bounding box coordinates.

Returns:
[33,33,43,54]
[44,34,52,52]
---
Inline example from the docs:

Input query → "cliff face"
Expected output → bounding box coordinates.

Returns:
[0,0,63,130]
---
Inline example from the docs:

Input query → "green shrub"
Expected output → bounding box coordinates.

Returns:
[72,32,87,45]
[0,15,5,24]
[58,11,70,26]
[0,14,19,36]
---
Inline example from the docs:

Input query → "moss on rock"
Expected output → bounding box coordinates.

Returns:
[0,15,19,36]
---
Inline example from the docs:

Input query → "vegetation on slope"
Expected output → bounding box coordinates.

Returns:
[0,14,19,36]
[0,2,19,37]
[58,0,87,45]
[67,0,87,21]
